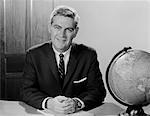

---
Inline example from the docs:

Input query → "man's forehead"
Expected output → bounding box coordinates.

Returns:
[52,15,75,28]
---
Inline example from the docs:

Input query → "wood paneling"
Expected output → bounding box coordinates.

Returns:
[31,0,53,46]
[25,0,31,50]
[5,74,23,100]
[0,0,54,100]
[0,0,4,99]
[4,54,25,100]
[5,54,25,73]
[5,0,26,54]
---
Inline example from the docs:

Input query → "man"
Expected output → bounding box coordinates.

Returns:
[21,5,106,114]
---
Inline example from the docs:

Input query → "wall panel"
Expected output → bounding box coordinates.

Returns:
[31,0,53,46]
[0,0,4,99]
[5,0,26,54]
[0,0,54,100]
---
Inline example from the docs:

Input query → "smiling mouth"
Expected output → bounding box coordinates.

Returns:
[56,38,66,42]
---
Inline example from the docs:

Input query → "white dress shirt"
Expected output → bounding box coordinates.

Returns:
[52,45,71,74]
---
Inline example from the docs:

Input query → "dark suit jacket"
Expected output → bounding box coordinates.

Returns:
[21,42,106,110]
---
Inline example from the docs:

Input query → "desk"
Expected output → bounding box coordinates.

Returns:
[0,100,149,116]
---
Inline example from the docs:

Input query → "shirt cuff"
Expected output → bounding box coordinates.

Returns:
[73,97,85,109]
[42,97,51,109]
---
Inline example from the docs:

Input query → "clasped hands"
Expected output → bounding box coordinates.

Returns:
[47,96,76,114]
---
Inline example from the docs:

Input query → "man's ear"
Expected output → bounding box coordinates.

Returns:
[73,27,79,38]
[48,23,51,33]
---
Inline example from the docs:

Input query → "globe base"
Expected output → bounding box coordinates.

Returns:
[126,105,149,116]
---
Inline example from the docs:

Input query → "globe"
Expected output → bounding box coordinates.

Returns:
[106,47,150,115]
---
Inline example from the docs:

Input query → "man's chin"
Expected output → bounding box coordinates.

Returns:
[54,44,69,52]
[60,47,70,52]
[55,47,66,52]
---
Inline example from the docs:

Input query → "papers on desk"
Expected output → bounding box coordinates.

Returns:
[37,109,94,116]
[37,109,54,116]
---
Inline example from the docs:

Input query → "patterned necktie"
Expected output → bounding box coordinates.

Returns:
[58,54,65,84]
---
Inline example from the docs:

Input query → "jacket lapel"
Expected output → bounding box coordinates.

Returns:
[63,44,78,89]
[44,43,60,84]
[43,43,78,89]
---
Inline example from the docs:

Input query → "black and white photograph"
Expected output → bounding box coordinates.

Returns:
[0,0,150,115]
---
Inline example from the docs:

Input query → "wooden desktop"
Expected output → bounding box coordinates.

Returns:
[0,100,150,116]
[0,100,124,116]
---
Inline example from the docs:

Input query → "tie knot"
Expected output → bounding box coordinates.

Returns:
[59,54,64,59]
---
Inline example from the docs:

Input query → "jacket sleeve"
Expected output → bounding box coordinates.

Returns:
[78,51,106,111]
[21,51,48,109]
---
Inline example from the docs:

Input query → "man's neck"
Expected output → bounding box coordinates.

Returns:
[52,45,71,55]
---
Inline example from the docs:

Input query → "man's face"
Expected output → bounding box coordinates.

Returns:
[49,15,78,53]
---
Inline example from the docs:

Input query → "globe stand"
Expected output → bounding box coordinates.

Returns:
[125,105,149,116]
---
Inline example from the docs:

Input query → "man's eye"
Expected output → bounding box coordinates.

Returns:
[53,25,61,30]
[67,28,74,32]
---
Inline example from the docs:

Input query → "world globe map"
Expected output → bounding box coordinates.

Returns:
[106,47,150,115]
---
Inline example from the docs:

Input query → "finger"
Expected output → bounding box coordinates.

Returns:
[55,101,69,109]
[55,102,74,112]
[64,99,75,106]
[55,107,74,114]
[56,104,75,114]
[62,104,74,110]
[64,98,73,103]
[54,105,68,113]
[65,107,76,114]
[54,100,71,109]
[53,99,76,114]
[55,96,68,103]
[64,103,76,114]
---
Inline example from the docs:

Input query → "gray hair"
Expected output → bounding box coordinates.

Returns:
[49,5,80,28]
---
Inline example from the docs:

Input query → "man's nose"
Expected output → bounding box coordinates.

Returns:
[59,29,66,38]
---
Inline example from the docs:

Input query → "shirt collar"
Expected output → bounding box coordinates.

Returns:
[52,45,71,57]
